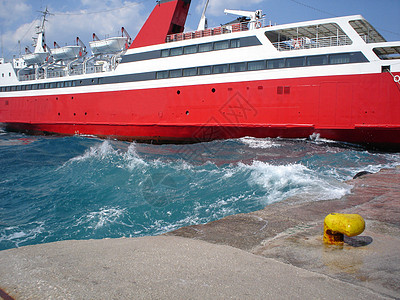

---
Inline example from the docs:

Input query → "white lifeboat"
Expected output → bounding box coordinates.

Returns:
[23,51,49,66]
[51,45,82,61]
[89,34,128,55]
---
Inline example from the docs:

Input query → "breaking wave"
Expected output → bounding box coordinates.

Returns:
[1,133,399,250]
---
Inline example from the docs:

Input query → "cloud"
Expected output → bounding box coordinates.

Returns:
[0,0,32,27]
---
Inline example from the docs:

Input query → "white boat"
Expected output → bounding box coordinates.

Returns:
[89,37,127,55]
[51,45,82,61]
[22,52,49,66]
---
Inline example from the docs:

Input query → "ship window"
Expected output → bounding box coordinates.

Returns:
[39,83,44,89]
[230,62,246,72]
[183,68,197,77]
[248,60,266,71]
[32,84,37,90]
[5,86,10,91]
[328,52,369,64]
[198,43,213,53]
[349,52,368,63]
[65,81,72,87]
[286,57,306,68]
[170,47,183,56]
[11,86,16,91]
[266,59,284,69]
[44,83,50,89]
[373,46,400,60]
[16,86,21,91]
[50,82,57,88]
[156,71,168,79]
[307,55,328,66]
[213,64,229,74]
[230,39,240,48]
[0,87,4,92]
[9,73,11,77]
[27,85,32,90]
[214,40,230,50]
[161,49,169,57]
[1,73,4,77]
[198,66,212,75]
[329,53,350,64]
[169,69,182,78]
[56,82,62,88]
[184,45,197,54]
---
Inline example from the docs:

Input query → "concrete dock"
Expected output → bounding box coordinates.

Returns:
[1,167,399,299]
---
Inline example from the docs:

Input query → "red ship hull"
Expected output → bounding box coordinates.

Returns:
[2,71,400,149]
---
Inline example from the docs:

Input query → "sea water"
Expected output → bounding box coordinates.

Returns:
[1,129,400,250]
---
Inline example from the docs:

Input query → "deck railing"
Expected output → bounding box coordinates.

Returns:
[18,64,104,81]
[272,35,352,51]
[166,18,270,43]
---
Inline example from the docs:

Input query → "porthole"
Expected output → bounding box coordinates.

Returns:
[211,88,216,93]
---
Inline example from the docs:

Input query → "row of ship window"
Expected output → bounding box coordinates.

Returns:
[0,52,367,92]
[156,52,368,79]
[161,39,241,57]
[0,78,101,92]
[120,37,256,64]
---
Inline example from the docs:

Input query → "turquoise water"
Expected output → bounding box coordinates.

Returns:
[1,130,399,250]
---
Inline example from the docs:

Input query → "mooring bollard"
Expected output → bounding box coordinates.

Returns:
[323,213,365,245]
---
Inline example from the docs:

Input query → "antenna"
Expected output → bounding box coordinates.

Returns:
[37,7,53,28]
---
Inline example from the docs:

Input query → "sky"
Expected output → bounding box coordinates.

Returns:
[0,0,399,60]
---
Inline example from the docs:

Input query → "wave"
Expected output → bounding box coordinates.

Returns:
[69,140,118,162]
[1,133,399,250]
[236,160,351,204]
[74,207,127,230]
[0,221,45,249]
[239,136,280,149]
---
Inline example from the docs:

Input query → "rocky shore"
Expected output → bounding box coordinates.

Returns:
[1,167,399,299]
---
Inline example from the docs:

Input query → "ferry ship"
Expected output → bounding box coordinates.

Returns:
[0,0,399,149]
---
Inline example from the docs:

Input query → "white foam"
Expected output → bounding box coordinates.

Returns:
[237,160,351,204]
[239,137,280,149]
[70,140,116,162]
[0,222,45,247]
[124,142,148,170]
[75,207,126,229]
[148,215,202,235]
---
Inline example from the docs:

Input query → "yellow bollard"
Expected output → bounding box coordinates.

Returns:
[323,213,365,245]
